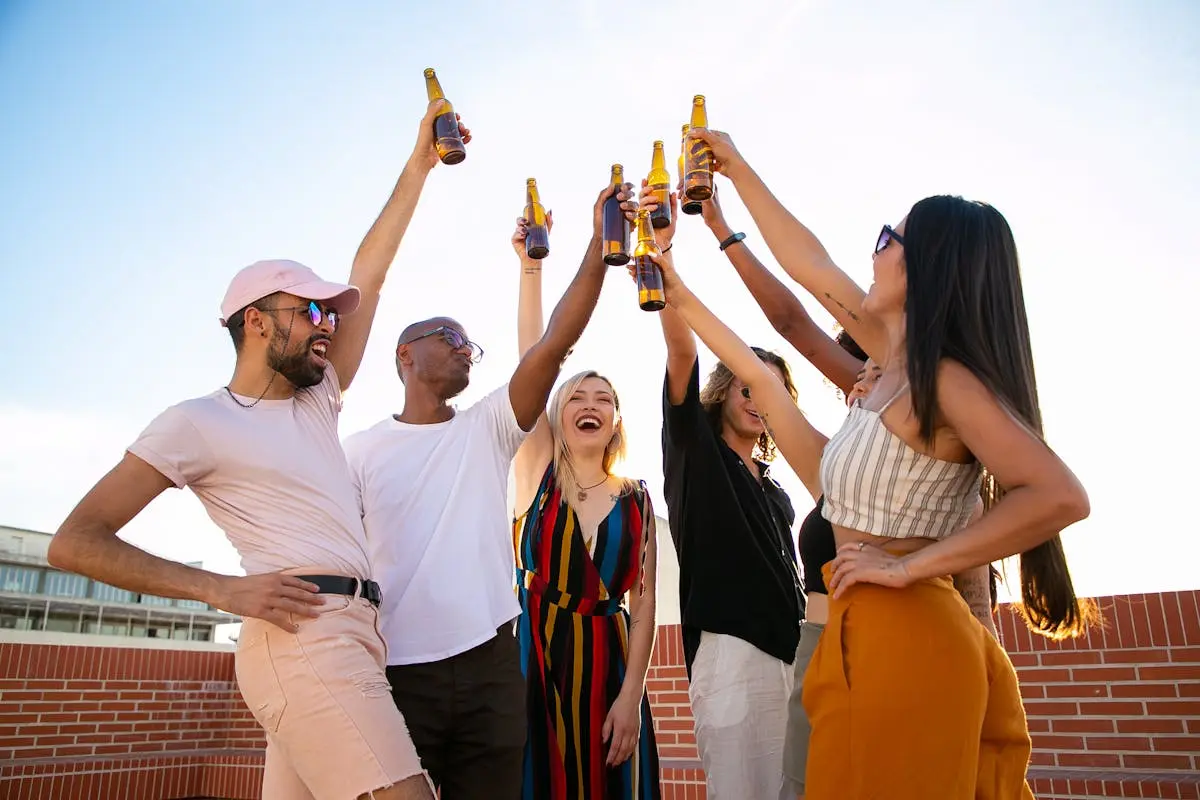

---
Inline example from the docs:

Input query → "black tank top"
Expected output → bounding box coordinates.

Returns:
[798,496,837,595]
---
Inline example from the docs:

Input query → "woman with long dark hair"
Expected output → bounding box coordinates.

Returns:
[638,185,1001,799]
[647,127,1094,798]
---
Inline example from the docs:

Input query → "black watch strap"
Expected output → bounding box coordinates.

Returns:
[719,231,746,251]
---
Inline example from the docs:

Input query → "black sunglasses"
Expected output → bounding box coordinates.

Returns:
[874,224,904,255]
[401,326,484,364]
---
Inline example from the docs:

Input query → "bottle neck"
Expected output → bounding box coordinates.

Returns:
[635,216,654,244]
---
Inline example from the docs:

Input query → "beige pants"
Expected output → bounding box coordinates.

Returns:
[689,631,794,800]
[235,593,431,800]
[783,620,826,795]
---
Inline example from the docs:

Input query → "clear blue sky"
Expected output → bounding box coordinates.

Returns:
[2,0,1197,599]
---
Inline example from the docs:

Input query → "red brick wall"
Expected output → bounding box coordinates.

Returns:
[647,589,1200,800]
[0,643,264,799]
[1,589,1197,799]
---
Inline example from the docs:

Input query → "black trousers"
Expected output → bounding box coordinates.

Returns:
[386,624,527,800]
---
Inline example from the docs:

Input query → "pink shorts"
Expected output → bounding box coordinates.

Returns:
[235,592,428,799]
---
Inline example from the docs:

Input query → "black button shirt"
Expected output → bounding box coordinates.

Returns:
[662,360,805,676]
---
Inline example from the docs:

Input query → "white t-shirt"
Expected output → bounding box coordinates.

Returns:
[127,365,372,579]
[343,384,529,665]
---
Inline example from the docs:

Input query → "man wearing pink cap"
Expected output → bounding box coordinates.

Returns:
[46,100,466,800]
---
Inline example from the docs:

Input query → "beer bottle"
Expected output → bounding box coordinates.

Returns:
[633,210,666,312]
[601,164,630,266]
[684,95,714,201]
[647,140,672,230]
[423,68,466,165]
[679,124,702,215]
[523,179,550,260]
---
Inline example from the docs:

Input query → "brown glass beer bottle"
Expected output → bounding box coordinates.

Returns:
[684,95,713,201]
[679,124,702,215]
[601,164,631,266]
[424,68,466,165]
[633,209,665,312]
[523,178,550,260]
[647,141,672,229]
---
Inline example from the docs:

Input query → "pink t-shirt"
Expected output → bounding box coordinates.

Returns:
[128,365,371,578]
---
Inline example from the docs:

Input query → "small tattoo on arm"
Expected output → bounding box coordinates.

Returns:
[955,574,991,620]
[825,292,861,322]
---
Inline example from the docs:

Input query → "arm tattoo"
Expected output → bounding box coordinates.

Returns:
[824,292,861,322]
[955,573,994,625]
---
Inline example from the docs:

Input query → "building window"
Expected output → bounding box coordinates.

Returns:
[0,609,33,629]
[139,594,174,607]
[176,599,208,610]
[43,571,89,598]
[92,582,135,604]
[43,615,78,633]
[0,565,40,593]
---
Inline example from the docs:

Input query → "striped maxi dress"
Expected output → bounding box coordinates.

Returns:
[513,464,662,800]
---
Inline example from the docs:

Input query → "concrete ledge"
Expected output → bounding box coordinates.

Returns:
[0,629,235,650]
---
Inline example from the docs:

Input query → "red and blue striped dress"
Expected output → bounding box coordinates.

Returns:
[514,465,661,800]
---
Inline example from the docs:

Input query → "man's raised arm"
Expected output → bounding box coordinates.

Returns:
[328,100,472,390]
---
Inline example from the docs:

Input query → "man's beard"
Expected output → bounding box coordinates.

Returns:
[268,330,325,388]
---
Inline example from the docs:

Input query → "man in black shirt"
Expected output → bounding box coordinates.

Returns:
[659,297,805,800]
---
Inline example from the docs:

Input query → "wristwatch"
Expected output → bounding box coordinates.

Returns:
[719,232,746,251]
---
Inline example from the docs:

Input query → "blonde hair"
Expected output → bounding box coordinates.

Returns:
[546,371,634,506]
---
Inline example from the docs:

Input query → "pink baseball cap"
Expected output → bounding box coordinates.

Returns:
[219,259,361,326]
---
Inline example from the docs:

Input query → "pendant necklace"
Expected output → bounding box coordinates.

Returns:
[578,477,608,502]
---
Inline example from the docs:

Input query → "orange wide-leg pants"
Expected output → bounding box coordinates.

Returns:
[802,567,1035,800]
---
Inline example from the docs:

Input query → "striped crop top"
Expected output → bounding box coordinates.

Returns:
[820,389,982,541]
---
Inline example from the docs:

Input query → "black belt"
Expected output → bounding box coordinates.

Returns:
[298,575,382,607]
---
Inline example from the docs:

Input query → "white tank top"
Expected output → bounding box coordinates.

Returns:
[820,387,981,540]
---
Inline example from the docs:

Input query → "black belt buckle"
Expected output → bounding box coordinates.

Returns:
[297,574,382,608]
[360,579,382,607]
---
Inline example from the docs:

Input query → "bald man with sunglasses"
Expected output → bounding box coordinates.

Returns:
[343,180,637,800]
[44,100,467,800]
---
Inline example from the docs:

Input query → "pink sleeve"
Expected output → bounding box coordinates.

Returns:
[127,405,216,488]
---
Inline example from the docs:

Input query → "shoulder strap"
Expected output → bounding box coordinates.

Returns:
[879,381,910,414]
[632,480,653,596]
